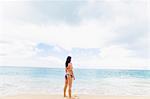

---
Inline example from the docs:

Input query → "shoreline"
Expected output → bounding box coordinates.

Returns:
[0,94,150,99]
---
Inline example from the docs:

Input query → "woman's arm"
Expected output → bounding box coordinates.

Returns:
[72,70,75,80]
[70,63,75,80]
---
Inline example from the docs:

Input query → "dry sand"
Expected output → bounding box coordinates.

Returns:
[0,95,149,99]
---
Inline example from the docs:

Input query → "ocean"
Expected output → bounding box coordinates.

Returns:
[0,66,150,96]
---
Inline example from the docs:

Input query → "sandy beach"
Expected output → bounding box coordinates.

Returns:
[0,95,150,99]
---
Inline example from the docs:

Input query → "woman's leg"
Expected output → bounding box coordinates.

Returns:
[64,78,68,97]
[68,76,72,99]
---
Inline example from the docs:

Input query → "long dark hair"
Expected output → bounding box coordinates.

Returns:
[65,56,71,68]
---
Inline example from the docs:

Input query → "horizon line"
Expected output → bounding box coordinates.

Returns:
[0,65,149,70]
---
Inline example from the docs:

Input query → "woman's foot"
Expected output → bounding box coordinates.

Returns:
[64,95,67,97]
[64,96,67,99]
[69,97,76,99]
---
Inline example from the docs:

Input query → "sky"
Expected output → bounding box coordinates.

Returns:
[0,0,149,69]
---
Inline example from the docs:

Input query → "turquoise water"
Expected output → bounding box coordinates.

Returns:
[0,66,150,96]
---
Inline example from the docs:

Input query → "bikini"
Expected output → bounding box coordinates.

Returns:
[65,67,73,80]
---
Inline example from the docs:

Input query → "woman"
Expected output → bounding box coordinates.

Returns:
[64,56,75,99]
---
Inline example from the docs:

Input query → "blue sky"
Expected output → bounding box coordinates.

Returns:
[0,0,149,69]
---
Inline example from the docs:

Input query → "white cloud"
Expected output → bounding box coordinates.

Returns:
[100,45,132,59]
[73,44,149,69]
[0,39,64,67]
[0,0,149,69]
[1,19,115,49]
